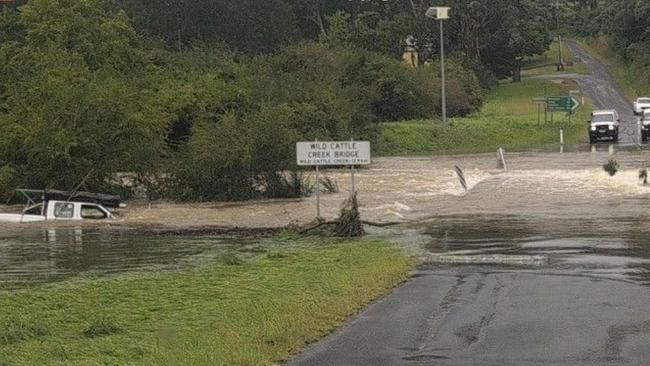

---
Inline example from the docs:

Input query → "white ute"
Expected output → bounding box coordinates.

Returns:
[0,201,113,223]
[634,97,650,115]
[0,189,120,223]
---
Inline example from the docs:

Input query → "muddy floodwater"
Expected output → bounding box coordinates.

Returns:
[3,145,650,292]
[0,227,283,290]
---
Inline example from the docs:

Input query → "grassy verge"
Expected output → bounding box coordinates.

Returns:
[377,78,593,155]
[576,37,643,101]
[522,40,590,76]
[0,238,414,366]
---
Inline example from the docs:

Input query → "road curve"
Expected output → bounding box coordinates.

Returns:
[564,41,636,144]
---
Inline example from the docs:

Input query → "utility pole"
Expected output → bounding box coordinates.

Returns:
[559,35,563,68]
[556,0,564,71]
[556,0,560,31]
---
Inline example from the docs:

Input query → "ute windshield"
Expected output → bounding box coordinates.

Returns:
[592,114,614,123]
[639,98,650,104]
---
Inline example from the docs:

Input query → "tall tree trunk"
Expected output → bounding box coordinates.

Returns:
[305,1,327,38]
[408,0,419,17]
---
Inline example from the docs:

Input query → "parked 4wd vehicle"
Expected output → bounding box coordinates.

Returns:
[634,97,650,115]
[589,110,619,143]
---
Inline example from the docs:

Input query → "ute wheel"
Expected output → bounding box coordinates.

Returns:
[643,134,648,143]
[590,137,596,144]
[614,134,619,142]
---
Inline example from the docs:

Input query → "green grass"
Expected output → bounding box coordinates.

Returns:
[0,238,414,366]
[522,40,590,76]
[378,78,593,155]
[576,37,646,102]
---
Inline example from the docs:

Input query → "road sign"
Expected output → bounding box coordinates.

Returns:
[546,96,580,112]
[297,141,371,166]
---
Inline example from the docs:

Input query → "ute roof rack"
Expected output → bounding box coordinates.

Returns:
[16,189,122,208]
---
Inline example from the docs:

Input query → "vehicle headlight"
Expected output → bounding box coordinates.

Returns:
[591,126,596,131]
[609,125,615,130]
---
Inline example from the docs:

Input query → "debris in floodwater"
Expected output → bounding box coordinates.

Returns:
[640,165,648,185]
[335,193,364,237]
[423,253,548,266]
[603,158,619,176]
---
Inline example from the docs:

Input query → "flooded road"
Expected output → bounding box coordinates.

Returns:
[4,146,650,364]
[293,147,650,366]
[3,146,650,290]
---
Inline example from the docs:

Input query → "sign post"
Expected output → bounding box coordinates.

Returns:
[534,95,581,125]
[315,140,320,218]
[297,140,371,219]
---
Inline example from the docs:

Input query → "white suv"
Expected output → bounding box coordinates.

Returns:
[634,97,650,115]
[589,110,619,143]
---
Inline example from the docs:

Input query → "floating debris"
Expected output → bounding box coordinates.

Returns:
[603,158,619,176]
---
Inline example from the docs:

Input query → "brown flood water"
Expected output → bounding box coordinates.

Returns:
[3,144,650,288]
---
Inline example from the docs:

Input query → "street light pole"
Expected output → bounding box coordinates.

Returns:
[439,18,447,128]
[426,7,450,129]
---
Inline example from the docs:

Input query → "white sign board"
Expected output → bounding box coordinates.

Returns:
[297,141,371,166]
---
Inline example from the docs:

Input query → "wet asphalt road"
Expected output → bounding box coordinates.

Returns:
[290,46,650,365]
[564,41,636,144]
[292,268,650,366]
[293,214,650,366]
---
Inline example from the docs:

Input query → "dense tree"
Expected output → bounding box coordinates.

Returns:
[0,0,556,201]
[109,0,297,52]
[0,0,166,195]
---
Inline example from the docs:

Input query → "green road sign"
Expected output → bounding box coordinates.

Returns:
[547,96,580,112]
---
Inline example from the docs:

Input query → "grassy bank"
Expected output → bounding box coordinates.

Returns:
[0,238,414,365]
[576,37,644,101]
[378,78,592,155]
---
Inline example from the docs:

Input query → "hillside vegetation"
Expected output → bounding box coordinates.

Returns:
[0,0,556,201]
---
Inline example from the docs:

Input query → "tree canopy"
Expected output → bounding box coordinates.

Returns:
[0,0,553,201]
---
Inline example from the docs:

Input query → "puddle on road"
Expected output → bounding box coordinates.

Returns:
[421,215,650,285]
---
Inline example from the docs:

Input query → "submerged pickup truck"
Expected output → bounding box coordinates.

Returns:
[0,200,114,223]
[0,189,120,223]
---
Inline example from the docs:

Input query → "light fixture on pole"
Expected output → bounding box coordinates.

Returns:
[425,6,450,129]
